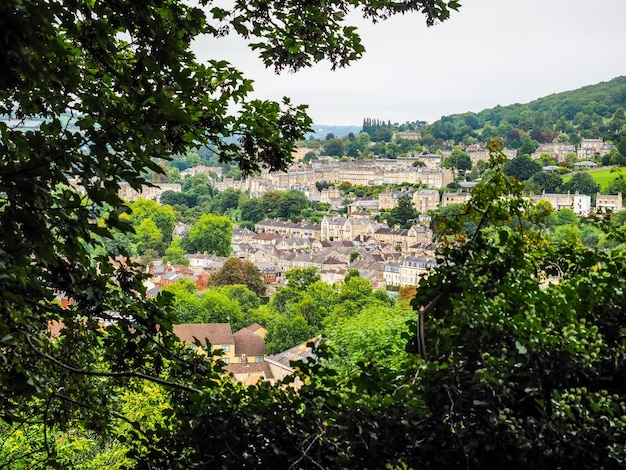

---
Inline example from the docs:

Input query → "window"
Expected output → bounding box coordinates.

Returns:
[255,357,264,363]
[222,345,230,352]
[222,358,230,364]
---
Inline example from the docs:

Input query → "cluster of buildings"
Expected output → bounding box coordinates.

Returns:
[172,322,309,386]
[530,138,614,162]
[528,191,623,216]
[111,137,616,207]
[213,159,455,198]
[147,225,437,295]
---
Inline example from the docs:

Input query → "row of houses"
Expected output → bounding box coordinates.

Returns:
[530,138,615,162]
[214,138,612,197]
[214,161,455,197]
[254,213,433,247]
[529,191,623,216]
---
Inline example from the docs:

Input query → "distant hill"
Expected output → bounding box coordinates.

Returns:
[305,125,362,140]
[419,76,626,148]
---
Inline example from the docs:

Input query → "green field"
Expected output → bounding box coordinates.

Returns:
[562,166,626,191]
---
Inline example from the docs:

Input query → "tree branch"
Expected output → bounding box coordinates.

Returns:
[25,335,203,394]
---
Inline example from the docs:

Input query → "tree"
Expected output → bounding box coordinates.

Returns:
[198,291,245,329]
[214,285,260,318]
[163,279,203,323]
[442,149,472,174]
[210,257,266,297]
[552,207,578,227]
[517,135,540,156]
[277,189,310,220]
[605,176,626,195]
[218,188,242,214]
[526,171,563,193]
[323,137,345,157]
[160,190,192,207]
[324,304,412,373]
[134,218,164,255]
[561,172,601,196]
[391,194,418,228]
[128,199,177,254]
[265,314,313,354]
[302,150,318,163]
[240,197,266,223]
[504,154,542,181]
[130,200,176,244]
[617,130,626,159]
[553,223,582,246]
[162,238,189,266]
[285,267,321,292]
[183,214,233,257]
[0,0,462,466]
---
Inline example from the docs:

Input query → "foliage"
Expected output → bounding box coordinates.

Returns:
[526,171,563,193]
[442,148,472,173]
[162,238,190,266]
[323,304,413,374]
[198,290,245,329]
[213,284,260,316]
[606,174,626,194]
[209,257,267,297]
[553,208,579,226]
[322,137,345,157]
[390,193,419,228]
[239,197,266,224]
[265,313,314,354]
[162,279,203,323]
[164,279,259,330]
[407,139,626,468]
[182,213,233,257]
[504,154,543,181]
[420,76,626,148]
[561,171,601,196]
[130,200,176,247]
[0,380,176,469]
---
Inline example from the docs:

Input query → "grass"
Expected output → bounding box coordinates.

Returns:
[561,166,626,191]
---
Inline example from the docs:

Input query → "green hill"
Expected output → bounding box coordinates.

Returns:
[419,76,626,149]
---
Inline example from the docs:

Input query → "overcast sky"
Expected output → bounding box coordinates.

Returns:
[193,0,626,126]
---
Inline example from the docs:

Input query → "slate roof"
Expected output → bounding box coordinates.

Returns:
[268,336,320,367]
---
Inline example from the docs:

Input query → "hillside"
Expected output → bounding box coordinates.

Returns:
[418,76,626,148]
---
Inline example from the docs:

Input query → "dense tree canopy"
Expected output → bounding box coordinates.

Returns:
[182,213,233,256]
[1,0,459,444]
[416,77,626,150]
[26,1,626,469]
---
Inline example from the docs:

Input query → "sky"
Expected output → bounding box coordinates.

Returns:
[193,0,626,126]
